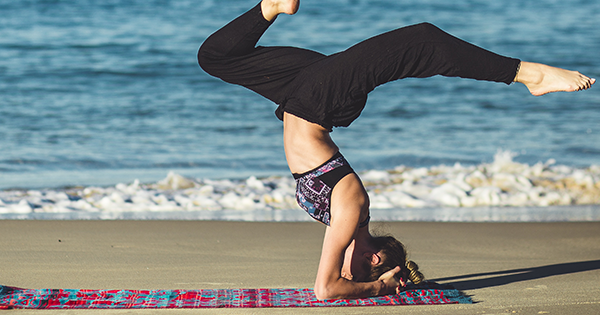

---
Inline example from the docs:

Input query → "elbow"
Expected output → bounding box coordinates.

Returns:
[314,282,334,300]
[314,287,332,301]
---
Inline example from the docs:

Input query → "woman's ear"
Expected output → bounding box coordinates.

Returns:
[364,252,381,266]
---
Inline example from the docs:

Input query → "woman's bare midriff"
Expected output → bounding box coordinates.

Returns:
[283,112,340,174]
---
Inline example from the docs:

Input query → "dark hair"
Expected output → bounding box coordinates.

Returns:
[367,236,424,284]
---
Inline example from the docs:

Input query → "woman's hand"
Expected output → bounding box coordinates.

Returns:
[378,266,406,295]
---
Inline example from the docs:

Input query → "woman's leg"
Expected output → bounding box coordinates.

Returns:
[304,22,593,99]
[198,1,323,104]
[282,22,525,128]
[318,22,522,95]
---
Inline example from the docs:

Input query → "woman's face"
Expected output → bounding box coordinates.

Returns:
[349,255,372,282]
[343,243,381,282]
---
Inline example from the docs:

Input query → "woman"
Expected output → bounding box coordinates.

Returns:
[198,0,595,300]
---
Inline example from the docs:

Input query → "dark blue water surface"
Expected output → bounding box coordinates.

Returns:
[1,0,599,189]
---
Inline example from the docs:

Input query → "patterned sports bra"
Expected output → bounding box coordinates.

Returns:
[293,152,370,227]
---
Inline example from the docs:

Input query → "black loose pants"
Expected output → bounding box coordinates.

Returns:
[198,3,520,131]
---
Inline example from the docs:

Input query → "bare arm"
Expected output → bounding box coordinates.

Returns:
[313,174,402,300]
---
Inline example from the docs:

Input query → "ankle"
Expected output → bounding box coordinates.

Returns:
[261,1,278,21]
[261,0,299,21]
[514,61,543,86]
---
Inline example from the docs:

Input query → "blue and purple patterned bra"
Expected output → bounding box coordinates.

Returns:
[293,152,369,227]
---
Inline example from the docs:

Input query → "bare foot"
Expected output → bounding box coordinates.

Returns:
[515,61,596,96]
[261,0,299,21]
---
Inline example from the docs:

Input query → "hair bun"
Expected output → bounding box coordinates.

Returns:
[405,260,424,284]
[405,260,418,271]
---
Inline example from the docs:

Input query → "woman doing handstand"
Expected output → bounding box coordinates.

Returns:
[198,0,595,300]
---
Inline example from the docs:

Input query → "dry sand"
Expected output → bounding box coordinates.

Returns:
[1,220,599,314]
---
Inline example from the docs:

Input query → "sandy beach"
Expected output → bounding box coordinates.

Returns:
[1,220,599,314]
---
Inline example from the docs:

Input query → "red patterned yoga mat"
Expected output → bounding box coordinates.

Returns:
[0,282,471,309]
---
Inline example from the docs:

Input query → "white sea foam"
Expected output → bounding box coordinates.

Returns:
[1,151,599,221]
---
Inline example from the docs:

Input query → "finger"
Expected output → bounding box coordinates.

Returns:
[382,266,401,277]
[396,280,407,294]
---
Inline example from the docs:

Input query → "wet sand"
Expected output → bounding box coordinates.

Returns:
[1,220,599,314]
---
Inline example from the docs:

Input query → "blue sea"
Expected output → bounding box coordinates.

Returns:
[1,0,599,191]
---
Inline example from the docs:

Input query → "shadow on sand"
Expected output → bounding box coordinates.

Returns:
[429,259,600,290]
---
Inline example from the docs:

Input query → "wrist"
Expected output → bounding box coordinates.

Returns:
[374,279,386,296]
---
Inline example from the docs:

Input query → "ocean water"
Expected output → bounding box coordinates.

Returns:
[1,0,599,220]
